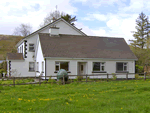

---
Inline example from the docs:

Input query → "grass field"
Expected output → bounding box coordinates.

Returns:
[0,80,150,113]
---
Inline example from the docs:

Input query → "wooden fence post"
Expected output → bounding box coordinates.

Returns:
[107,73,108,82]
[13,77,15,87]
[39,75,41,86]
[86,74,87,83]
[63,74,65,85]
[144,72,146,81]
[126,72,128,80]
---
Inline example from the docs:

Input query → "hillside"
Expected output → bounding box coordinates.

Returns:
[0,34,23,60]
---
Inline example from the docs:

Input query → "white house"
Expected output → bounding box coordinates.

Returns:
[6,18,138,79]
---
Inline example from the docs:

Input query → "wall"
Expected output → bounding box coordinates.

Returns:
[35,39,45,77]
[40,20,82,35]
[10,60,35,77]
[46,58,135,79]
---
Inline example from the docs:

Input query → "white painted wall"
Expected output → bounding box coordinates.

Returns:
[46,58,135,79]
[10,60,35,77]
[40,20,82,35]
[36,39,45,77]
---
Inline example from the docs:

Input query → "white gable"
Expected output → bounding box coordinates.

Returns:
[40,20,83,35]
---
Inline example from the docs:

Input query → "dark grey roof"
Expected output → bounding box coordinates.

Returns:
[7,53,24,60]
[39,33,137,60]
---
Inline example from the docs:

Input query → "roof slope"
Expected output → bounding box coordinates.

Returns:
[7,53,24,60]
[39,33,137,59]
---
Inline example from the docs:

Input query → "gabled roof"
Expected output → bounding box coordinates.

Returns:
[39,33,138,60]
[16,18,86,47]
[7,53,24,60]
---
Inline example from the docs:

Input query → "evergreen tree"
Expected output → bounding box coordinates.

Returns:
[130,12,149,49]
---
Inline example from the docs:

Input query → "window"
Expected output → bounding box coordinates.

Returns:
[22,45,23,53]
[116,62,127,71]
[42,61,44,72]
[55,62,69,71]
[36,62,39,72]
[29,62,35,71]
[29,44,35,52]
[93,62,105,71]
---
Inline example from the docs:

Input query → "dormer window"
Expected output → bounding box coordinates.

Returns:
[29,44,35,52]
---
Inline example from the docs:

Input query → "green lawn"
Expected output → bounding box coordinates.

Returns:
[0,80,150,113]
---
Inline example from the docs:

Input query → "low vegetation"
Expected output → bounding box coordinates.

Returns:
[0,80,150,112]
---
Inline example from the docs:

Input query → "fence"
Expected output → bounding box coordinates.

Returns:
[0,72,148,86]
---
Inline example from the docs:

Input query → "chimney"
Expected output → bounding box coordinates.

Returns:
[49,26,59,36]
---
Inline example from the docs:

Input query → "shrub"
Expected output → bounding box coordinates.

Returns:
[135,74,139,79]
[112,73,117,80]
[77,76,83,81]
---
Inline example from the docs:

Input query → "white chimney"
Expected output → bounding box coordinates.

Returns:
[49,27,59,36]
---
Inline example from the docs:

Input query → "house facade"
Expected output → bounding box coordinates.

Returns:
[7,18,138,79]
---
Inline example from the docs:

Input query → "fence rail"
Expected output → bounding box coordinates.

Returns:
[0,72,148,86]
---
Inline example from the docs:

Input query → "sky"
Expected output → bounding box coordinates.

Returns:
[0,0,150,44]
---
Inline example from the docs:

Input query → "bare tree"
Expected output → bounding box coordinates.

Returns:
[13,23,32,37]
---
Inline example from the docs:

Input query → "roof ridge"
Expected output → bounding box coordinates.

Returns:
[38,33,124,39]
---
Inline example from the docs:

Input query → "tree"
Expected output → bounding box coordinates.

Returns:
[40,10,65,27]
[61,14,77,26]
[130,12,150,49]
[13,23,32,37]
[40,10,77,27]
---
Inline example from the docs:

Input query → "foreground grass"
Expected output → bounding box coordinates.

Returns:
[0,80,150,113]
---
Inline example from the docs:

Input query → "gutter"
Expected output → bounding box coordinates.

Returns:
[44,57,138,61]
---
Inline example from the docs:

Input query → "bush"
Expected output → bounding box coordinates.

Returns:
[77,76,83,81]
[112,73,117,80]
[135,74,139,79]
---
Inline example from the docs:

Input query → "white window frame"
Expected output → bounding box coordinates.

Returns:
[55,61,69,71]
[93,62,105,71]
[29,43,35,52]
[116,62,128,71]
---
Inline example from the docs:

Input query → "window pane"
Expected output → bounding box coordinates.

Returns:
[60,62,68,71]
[29,44,34,51]
[124,66,127,71]
[117,63,123,71]
[81,65,83,71]
[29,62,35,71]
[93,62,100,71]
[102,66,104,71]
[56,65,59,71]
[42,61,44,72]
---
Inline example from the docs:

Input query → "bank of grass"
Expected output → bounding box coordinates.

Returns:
[0,80,150,113]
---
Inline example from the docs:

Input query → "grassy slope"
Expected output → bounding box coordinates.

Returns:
[0,80,150,113]
[0,35,23,60]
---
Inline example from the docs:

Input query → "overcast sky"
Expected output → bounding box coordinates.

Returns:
[0,0,150,43]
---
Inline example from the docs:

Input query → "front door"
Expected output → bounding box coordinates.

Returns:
[80,64,84,75]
